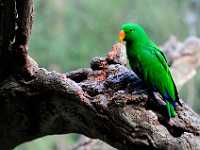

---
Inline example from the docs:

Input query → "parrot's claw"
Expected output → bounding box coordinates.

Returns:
[167,119,175,127]
[152,91,166,106]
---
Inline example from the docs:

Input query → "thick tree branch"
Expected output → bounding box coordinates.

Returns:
[0,42,200,150]
[13,0,34,77]
[0,0,34,80]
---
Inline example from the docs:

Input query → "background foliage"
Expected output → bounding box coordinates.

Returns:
[15,0,200,149]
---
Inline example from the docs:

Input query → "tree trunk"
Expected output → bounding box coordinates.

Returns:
[0,1,200,150]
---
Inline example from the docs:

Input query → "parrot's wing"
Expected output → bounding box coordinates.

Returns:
[152,46,182,106]
[159,50,170,66]
[150,45,169,70]
[154,48,169,72]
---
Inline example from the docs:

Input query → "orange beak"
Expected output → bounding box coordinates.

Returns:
[119,30,125,42]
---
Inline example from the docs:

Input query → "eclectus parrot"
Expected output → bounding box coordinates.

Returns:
[119,23,182,119]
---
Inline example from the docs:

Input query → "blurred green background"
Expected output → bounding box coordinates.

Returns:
[14,0,200,149]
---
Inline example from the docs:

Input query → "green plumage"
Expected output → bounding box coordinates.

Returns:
[120,23,181,118]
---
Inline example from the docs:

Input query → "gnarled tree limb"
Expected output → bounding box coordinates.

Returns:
[1,42,200,150]
[0,1,200,150]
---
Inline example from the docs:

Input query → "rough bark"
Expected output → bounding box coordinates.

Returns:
[0,1,200,150]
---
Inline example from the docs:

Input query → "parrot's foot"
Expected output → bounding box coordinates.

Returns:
[148,91,166,107]
[152,91,166,106]
[167,119,175,127]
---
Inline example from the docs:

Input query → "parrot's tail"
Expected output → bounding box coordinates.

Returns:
[166,101,176,118]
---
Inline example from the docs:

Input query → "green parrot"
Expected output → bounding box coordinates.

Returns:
[119,23,182,119]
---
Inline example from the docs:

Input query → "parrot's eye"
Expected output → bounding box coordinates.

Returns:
[130,29,134,32]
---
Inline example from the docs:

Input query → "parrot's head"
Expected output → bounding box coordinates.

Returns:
[119,23,149,44]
